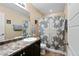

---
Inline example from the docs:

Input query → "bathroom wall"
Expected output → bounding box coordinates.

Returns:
[27,3,44,36]
[64,4,68,17]
[45,12,65,17]
[0,4,28,40]
[64,4,68,54]
[68,3,79,56]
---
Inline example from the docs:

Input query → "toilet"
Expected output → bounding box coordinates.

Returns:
[40,43,46,55]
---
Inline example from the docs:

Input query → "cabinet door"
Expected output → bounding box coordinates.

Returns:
[68,26,79,55]
[0,13,5,40]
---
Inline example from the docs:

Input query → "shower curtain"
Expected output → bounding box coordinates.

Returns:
[40,15,67,52]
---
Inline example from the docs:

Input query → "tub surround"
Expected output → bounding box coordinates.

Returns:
[0,36,39,56]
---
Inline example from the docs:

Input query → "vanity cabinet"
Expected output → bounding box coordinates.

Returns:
[24,40,40,56]
[10,40,40,56]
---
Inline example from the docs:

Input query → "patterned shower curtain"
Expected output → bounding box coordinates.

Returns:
[40,15,67,52]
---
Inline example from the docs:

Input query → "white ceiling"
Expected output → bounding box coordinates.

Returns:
[32,3,65,15]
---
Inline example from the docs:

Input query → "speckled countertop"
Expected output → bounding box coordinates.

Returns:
[0,37,39,56]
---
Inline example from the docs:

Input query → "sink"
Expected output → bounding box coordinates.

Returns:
[22,37,37,42]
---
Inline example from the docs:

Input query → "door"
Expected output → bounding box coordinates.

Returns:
[68,26,79,56]
[68,3,79,56]
[0,12,5,40]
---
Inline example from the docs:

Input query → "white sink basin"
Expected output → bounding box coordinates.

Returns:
[22,37,37,42]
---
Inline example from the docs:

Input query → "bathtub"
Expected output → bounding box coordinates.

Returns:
[40,43,66,56]
[45,47,66,56]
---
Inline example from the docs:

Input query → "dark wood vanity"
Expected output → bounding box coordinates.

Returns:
[0,37,40,56]
[10,40,40,56]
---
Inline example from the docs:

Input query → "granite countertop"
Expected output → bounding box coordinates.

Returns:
[0,37,39,56]
[0,36,23,43]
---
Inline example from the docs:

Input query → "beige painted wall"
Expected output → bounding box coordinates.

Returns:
[27,4,44,36]
[0,4,27,40]
[64,4,68,17]
[45,12,65,17]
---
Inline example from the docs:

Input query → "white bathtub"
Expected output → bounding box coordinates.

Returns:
[40,43,66,55]
[45,47,66,55]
